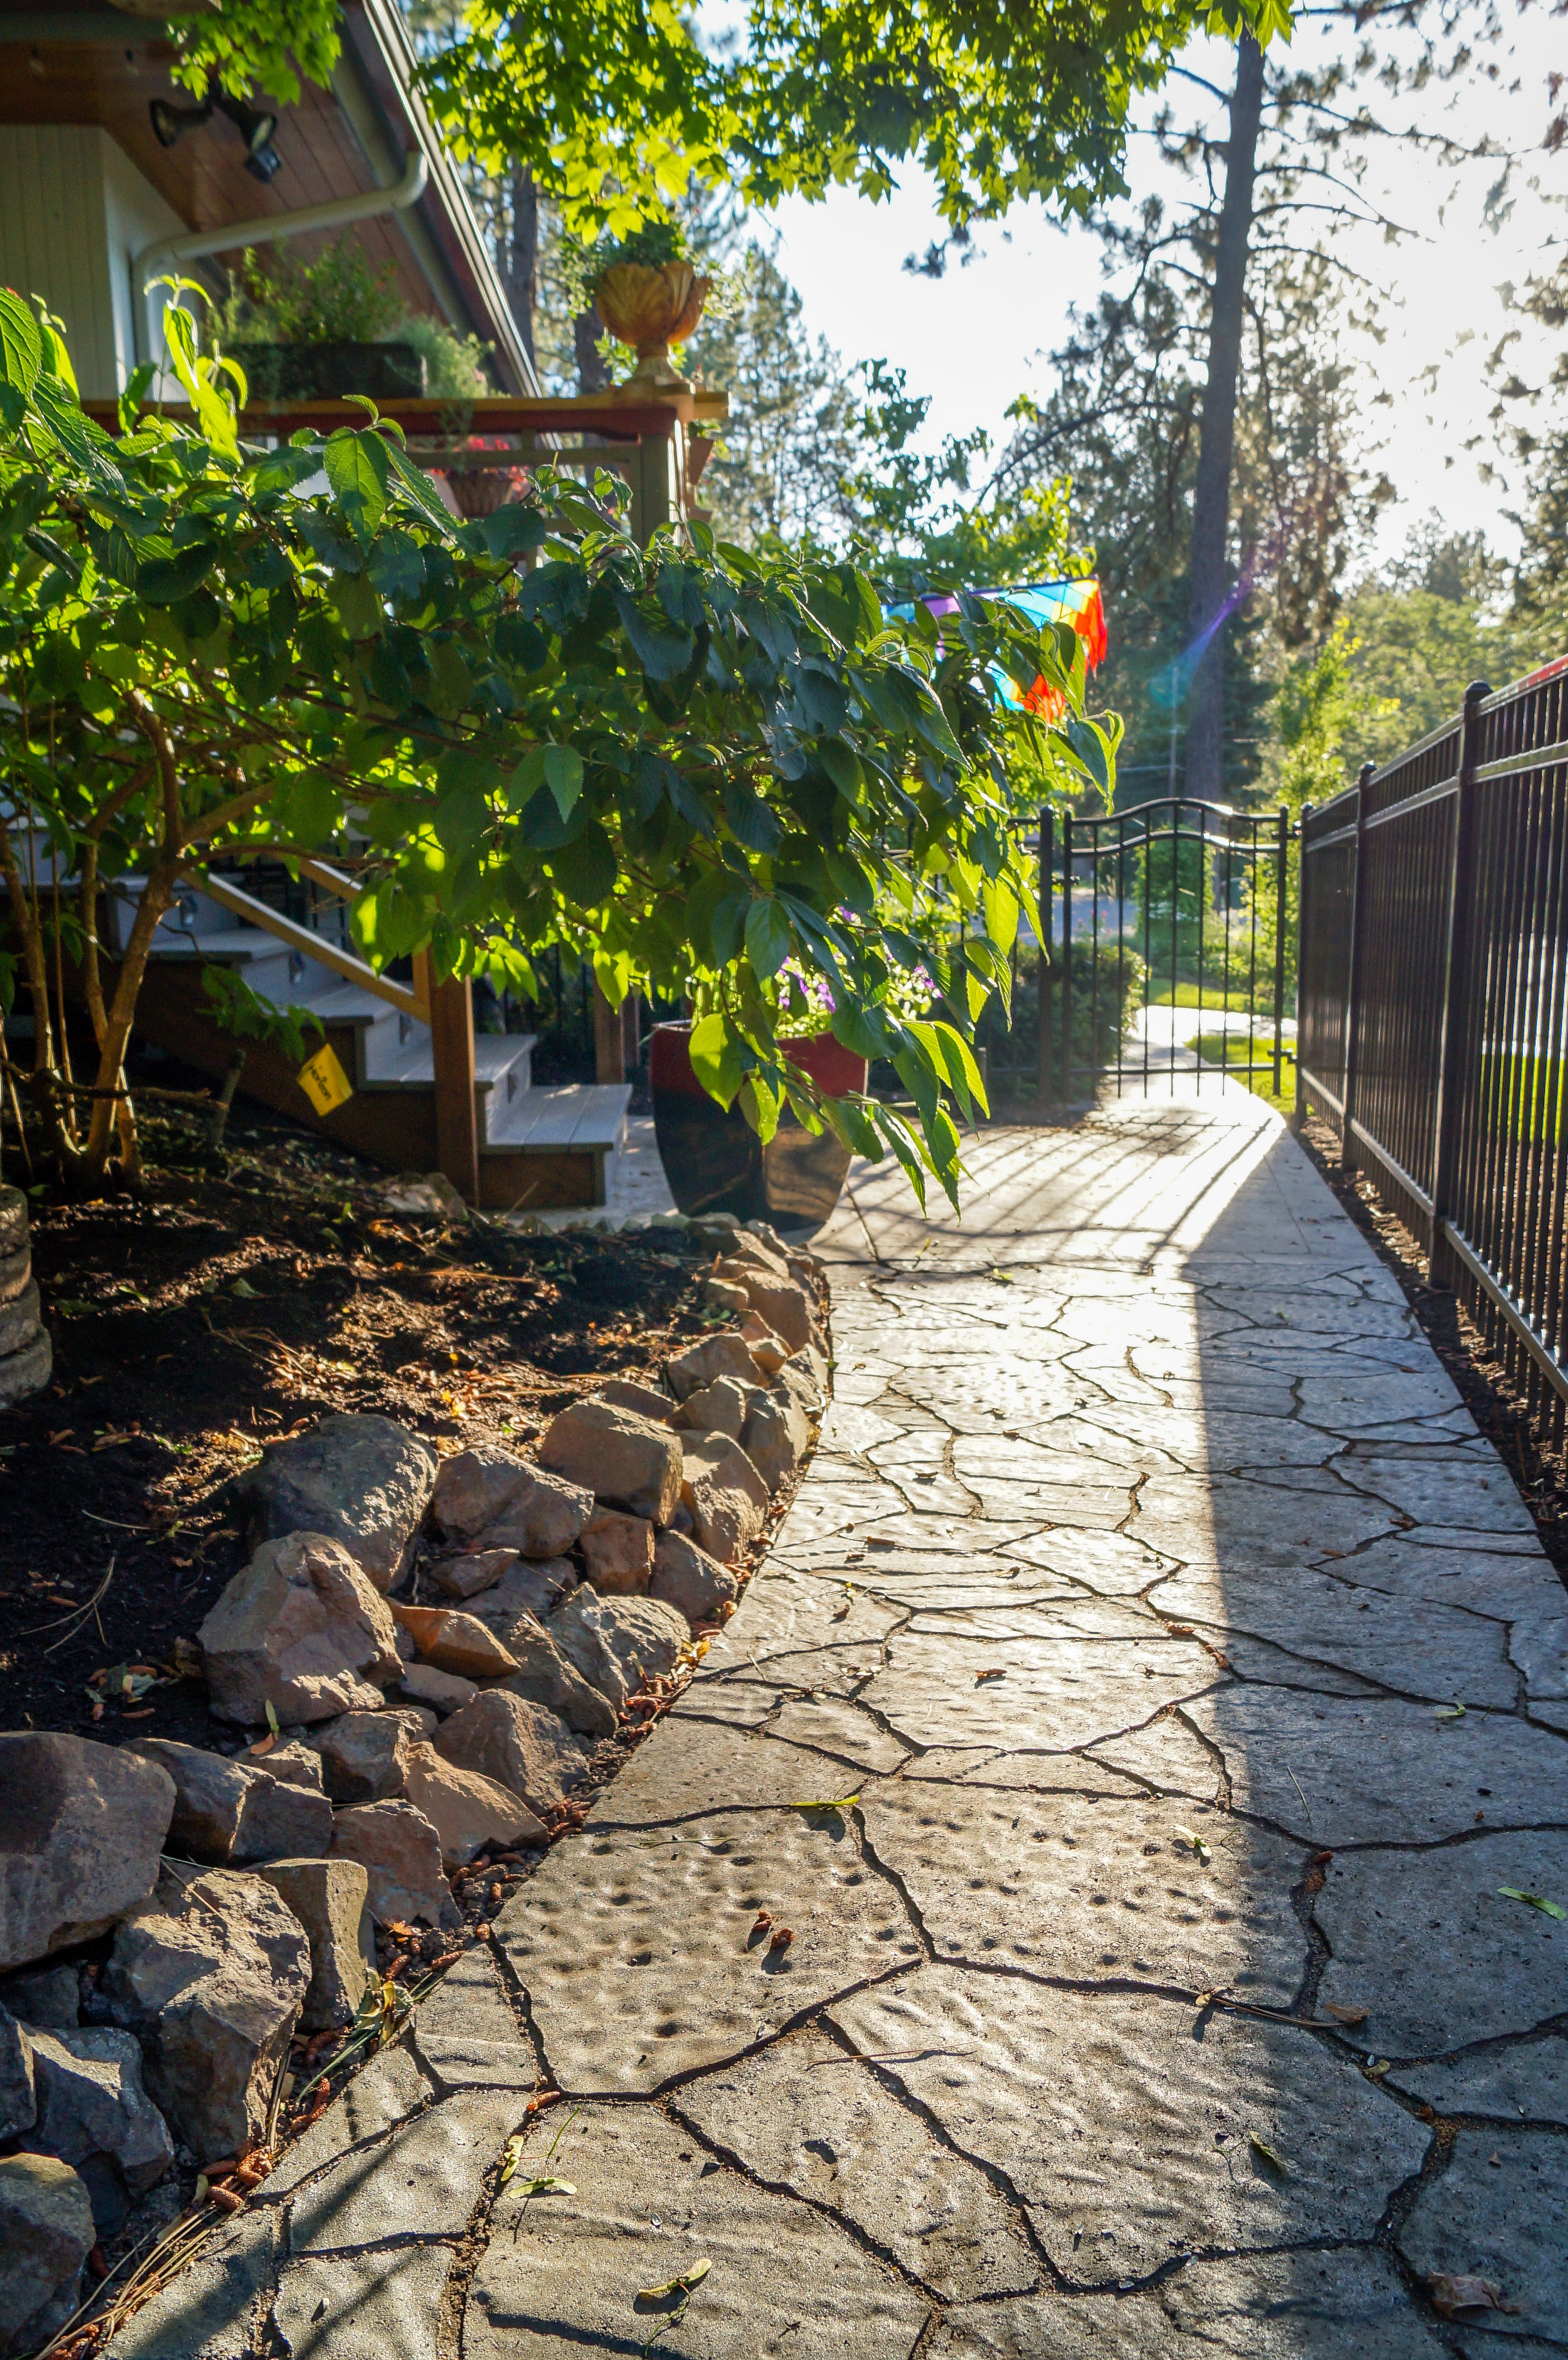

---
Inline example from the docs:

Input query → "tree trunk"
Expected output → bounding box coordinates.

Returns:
[575,306,612,394]
[504,168,538,373]
[1183,31,1264,805]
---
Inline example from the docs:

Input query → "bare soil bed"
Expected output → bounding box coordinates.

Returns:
[0,1107,720,1748]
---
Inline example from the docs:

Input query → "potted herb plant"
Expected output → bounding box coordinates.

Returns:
[216,239,493,406]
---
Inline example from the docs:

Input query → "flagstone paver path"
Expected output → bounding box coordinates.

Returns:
[113,1095,1568,2359]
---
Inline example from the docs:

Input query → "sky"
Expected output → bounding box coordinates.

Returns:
[754,4,1567,571]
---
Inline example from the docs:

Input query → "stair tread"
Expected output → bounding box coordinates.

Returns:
[376,1032,536,1086]
[484,1082,631,1153]
[148,926,300,959]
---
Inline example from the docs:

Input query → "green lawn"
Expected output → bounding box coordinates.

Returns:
[1150,981,1283,1015]
[1189,1030,1297,1112]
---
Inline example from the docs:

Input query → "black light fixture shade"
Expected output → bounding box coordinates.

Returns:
[213,92,280,159]
[149,95,212,149]
[244,143,283,183]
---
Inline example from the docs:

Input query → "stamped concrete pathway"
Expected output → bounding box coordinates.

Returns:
[115,1096,1568,2359]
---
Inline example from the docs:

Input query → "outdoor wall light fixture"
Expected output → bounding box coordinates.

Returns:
[149,90,282,180]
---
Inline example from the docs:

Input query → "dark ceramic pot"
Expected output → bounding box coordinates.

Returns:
[228,342,427,401]
[649,1023,869,1230]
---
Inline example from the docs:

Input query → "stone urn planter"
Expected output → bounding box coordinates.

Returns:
[0,1182,50,1405]
[649,1022,867,1228]
[593,262,711,395]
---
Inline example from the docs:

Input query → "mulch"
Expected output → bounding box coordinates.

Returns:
[0,1102,721,1748]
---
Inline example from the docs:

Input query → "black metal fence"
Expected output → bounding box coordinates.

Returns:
[983,797,1290,1103]
[1298,656,1568,1439]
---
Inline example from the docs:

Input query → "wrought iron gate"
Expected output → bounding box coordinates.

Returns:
[981,797,1291,1104]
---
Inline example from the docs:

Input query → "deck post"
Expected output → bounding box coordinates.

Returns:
[418,954,479,1203]
[593,977,627,1084]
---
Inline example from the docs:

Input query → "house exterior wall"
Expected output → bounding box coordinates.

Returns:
[0,124,181,396]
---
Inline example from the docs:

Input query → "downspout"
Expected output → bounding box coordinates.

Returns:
[132,150,430,364]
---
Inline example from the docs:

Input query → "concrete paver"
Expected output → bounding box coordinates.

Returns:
[109,1097,1568,2354]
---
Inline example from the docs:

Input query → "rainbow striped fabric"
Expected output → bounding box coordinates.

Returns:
[893,578,1107,721]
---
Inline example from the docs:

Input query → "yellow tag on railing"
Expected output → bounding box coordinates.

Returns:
[297,1044,353,1115]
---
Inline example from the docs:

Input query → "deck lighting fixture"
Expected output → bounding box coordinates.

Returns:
[149,91,282,180]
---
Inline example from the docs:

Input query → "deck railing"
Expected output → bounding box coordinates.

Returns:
[1298,656,1568,1439]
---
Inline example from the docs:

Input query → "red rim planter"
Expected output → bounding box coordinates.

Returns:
[649,1023,868,1228]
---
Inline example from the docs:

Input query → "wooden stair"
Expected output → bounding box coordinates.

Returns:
[117,883,630,1209]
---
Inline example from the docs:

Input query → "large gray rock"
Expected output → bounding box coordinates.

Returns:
[0,2006,34,2140]
[579,1509,654,1594]
[775,1352,827,1419]
[552,1589,686,1701]
[429,1445,591,1558]
[234,1413,436,1591]
[329,1802,458,1930]
[432,1691,591,1821]
[499,1611,617,1740]
[254,1860,371,2031]
[650,1531,739,1630]
[0,1734,175,1969]
[0,2153,94,2359]
[667,1330,766,1402]
[679,1375,755,1440]
[317,1711,415,1805]
[102,1864,310,2164]
[431,1547,518,1601]
[23,2026,175,2236]
[680,1432,770,1563]
[401,1746,547,1867]
[595,1379,678,1425]
[260,1741,326,1794]
[396,1662,478,1716]
[129,1740,332,1864]
[538,1399,683,1525]
[547,1588,630,1707]
[741,1386,813,1491]
[464,1558,578,1637]
[198,1531,402,1727]
[389,1603,517,1680]
[0,1968,78,2033]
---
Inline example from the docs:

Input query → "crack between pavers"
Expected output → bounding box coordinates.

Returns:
[534,1955,931,2107]
[660,2083,964,2310]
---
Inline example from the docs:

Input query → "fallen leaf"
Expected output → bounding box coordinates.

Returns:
[975,1668,1007,1684]
[516,2176,575,2197]
[790,1795,859,1813]
[1173,1824,1212,1863]
[768,1925,794,1952]
[230,1276,261,1299]
[637,2259,712,2302]
[1248,2133,1289,2173]
[1324,2003,1369,2027]
[1426,2273,1516,2319]
[1498,1887,1567,1921]
[1435,1703,1466,1722]
[1363,2058,1392,2079]
[265,1700,280,1737]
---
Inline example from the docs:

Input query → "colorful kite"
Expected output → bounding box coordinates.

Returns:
[894,578,1107,721]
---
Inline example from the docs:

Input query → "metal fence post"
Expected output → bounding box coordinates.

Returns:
[1291,804,1311,1131]
[1037,805,1054,1106]
[1271,804,1288,1097]
[1059,817,1073,1103]
[1338,761,1374,1169]
[1429,680,1490,1285]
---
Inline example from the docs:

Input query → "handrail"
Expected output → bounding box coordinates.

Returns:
[191,869,428,1023]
